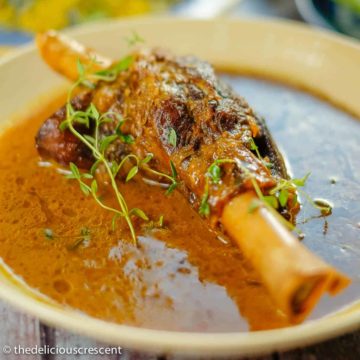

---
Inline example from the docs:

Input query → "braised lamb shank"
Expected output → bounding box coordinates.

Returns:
[36,48,289,219]
[35,31,350,323]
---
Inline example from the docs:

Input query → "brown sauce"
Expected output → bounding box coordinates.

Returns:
[1,73,359,332]
[0,94,288,332]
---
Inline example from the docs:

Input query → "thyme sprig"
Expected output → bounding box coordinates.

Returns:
[168,127,177,148]
[199,179,210,217]
[199,158,332,232]
[248,138,273,169]
[199,158,300,232]
[199,159,234,216]
[67,227,91,250]
[90,56,134,83]
[58,57,179,245]
[143,215,165,232]
[43,227,91,250]
[125,154,178,195]
[62,106,138,243]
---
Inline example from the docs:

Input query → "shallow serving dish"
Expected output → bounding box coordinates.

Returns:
[0,17,359,357]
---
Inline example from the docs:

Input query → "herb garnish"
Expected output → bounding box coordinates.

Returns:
[126,31,145,47]
[199,158,332,232]
[143,215,165,232]
[199,179,210,217]
[58,55,178,245]
[207,159,234,184]
[90,56,134,84]
[165,160,178,195]
[157,215,164,228]
[199,159,234,217]
[249,138,262,159]
[67,227,91,250]
[43,227,91,250]
[115,117,134,144]
[168,127,177,148]
[248,138,273,169]
[43,228,54,240]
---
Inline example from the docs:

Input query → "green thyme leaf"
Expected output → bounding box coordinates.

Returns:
[115,118,134,144]
[279,189,289,207]
[81,227,91,239]
[69,162,80,179]
[90,159,101,175]
[99,134,118,153]
[92,55,133,83]
[64,173,77,180]
[79,182,90,196]
[111,214,120,231]
[292,172,311,187]
[66,102,74,116]
[71,112,90,127]
[83,135,96,145]
[91,179,98,193]
[263,195,279,209]
[206,159,235,184]
[165,182,177,195]
[208,163,221,184]
[92,71,117,82]
[110,161,118,176]
[119,133,134,144]
[82,173,93,179]
[99,116,113,124]
[168,128,177,147]
[157,215,164,228]
[88,103,100,120]
[140,153,153,165]
[67,227,91,251]
[199,193,210,217]
[76,59,85,78]
[126,166,139,182]
[249,138,261,159]
[112,55,133,73]
[130,208,149,221]
[59,120,69,131]
[170,160,177,179]
[43,228,54,240]
[249,138,257,151]
[115,119,125,134]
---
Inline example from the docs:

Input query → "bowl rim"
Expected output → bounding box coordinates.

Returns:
[0,16,359,356]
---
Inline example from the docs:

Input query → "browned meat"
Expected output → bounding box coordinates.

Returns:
[36,92,93,168]
[36,49,288,217]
